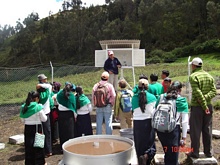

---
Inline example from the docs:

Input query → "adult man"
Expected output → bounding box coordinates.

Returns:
[188,57,216,158]
[36,74,53,157]
[161,70,170,93]
[104,50,121,91]
[148,73,164,99]
[92,71,116,135]
[114,79,133,129]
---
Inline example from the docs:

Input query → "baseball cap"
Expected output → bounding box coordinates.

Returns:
[108,50,114,56]
[189,57,203,66]
[38,74,47,81]
[101,71,109,80]
[138,79,149,88]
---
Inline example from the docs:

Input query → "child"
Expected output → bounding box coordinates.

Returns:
[75,86,93,137]
[20,91,47,165]
[114,79,133,129]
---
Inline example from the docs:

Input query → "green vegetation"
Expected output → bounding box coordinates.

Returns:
[0,0,220,67]
[1,54,220,105]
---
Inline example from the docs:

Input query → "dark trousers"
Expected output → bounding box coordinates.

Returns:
[190,105,213,157]
[58,111,75,149]
[157,125,181,165]
[75,113,93,137]
[42,114,52,154]
[24,125,45,165]
[133,119,156,165]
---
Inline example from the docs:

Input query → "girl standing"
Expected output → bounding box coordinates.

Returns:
[20,91,47,165]
[75,86,93,137]
[56,82,76,150]
[132,79,157,165]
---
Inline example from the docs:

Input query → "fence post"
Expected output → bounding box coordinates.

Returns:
[50,61,53,83]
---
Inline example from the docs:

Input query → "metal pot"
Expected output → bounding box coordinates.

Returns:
[62,135,134,165]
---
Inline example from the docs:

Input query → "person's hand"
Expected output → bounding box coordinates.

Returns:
[205,109,210,114]
[109,71,113,74]
[117,65,121,68]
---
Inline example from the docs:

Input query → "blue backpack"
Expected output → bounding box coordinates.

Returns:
[120,90,132,112]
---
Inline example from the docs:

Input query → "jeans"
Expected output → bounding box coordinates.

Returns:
[157,125,181,165]
[96,104,113,135]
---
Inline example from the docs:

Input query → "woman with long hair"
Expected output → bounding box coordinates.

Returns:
[132,79,157,165]
[20,91,47,165]
[56,82,76,151]
[156,81,189,165]
[75,86,93,137]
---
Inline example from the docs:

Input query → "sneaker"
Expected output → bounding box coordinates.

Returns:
[186,152,199,158]
[138,155,146,165]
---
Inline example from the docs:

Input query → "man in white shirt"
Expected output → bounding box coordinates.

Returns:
[36,74,53,157]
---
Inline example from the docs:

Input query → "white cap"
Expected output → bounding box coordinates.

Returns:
[189,57,203,66]
[108,50,114,55]
[138,79,149,88]
[101,71,109,80]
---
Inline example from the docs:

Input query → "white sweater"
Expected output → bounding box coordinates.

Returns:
[22,110,47,125]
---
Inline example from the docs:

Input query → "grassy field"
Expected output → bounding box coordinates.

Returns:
[1,54,220,105]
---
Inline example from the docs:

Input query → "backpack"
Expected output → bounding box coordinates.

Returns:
[152,94,178,133]
[93,83,109,107]
[120,90,132,112]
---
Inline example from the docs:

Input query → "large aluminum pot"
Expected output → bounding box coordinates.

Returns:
[62,135,134,165]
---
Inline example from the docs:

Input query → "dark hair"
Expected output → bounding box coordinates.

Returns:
[76,86,83,96]
[139,74,148,80]
[119,80,127,88]
[162,70,170,77]
[138,85,148,113]
[22,91,40,114]
[150,73,158,81]
[75,86,83,109]
[164,77,171,83]
[165,81,182,100]
[63,83,73,99]
[53,82,61,93]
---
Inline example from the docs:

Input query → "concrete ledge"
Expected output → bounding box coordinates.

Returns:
[154,154,165,165]
[9,134,24,144]
[0,143,5,149]
[187,152,218,165]
[92,122,121,129]
[212,129,220,139]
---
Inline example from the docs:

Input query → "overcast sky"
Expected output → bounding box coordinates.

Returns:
[0,0,105,27]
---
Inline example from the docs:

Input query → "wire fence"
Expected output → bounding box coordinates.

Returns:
[0,64,101,113]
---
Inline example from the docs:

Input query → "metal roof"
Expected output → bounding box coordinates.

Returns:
[99,40,140,49]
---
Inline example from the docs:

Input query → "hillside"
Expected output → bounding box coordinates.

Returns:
[0,0,220,67]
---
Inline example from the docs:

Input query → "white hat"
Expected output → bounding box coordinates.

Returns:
[108,50,114,55]
[138,79,149,88]
[38,74,47,81]
[189,57,203,66]
[101,71,109,80]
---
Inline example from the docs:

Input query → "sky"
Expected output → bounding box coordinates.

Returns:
[0,0,106,27]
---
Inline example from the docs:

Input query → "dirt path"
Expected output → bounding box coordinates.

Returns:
[0,106,220,164]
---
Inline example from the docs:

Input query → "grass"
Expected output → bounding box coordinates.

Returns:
[1,54,220,105]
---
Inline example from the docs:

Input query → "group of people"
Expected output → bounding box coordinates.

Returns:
[102,52,217,165]
[19,51,216,165]
[20,75,93,165]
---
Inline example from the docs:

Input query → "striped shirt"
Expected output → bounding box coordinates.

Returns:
[189,67,216,110]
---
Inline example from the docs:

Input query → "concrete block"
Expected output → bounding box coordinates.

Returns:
[187,152,218,165]
[154,154,165,165]
[0,143,5,149]
[9,134,24,144]
[212,129,220,139]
